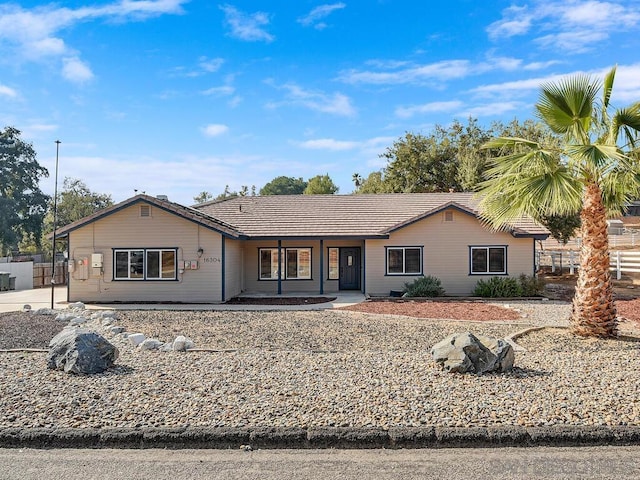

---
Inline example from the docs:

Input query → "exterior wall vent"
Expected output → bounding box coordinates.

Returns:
[444,210,454,222]
[140,205,151,217]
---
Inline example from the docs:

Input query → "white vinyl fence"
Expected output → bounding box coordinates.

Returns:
[537,250,640,280]
[0,261,33,290]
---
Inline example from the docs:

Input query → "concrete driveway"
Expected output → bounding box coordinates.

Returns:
[0,287,365,313]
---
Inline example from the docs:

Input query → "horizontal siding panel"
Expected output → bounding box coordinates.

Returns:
[68,204,223,303]
[366,209,534,296]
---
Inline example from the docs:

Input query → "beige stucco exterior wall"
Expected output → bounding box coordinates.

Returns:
[241,239,363,294]
[67,202,225,303]
[224,238,244,300]
[365,209,535,296]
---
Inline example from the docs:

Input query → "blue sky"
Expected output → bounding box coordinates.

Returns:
[2,0,640,206]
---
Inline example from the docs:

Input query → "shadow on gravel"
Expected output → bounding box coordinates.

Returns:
[98,365,135,376]
[496,367,551,378]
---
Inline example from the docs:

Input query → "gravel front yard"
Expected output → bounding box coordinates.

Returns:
[1,301,639,432]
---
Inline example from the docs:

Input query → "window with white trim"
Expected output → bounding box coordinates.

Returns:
[259,248,312,280]
[470,246,506,274]
[114,249,177,280]
[328,247,339,280]
[386,247,422,275]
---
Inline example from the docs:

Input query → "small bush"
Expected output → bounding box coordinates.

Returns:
[403,275,445,297]
[473,277,523,298]
[518,274,545,296]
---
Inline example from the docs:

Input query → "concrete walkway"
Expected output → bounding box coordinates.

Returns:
[0,287,365,313]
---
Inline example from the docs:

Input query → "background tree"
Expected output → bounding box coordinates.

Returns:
[193,191,214,204]
[453,118,494,191]
[26,178,114,256]
[381,131,461,193]
[352,171,389,193]
[48,178,113,229]
[478,66,640,338]
[304,174,339,194]
[0,127,49,255]
[259,176,307,195]
[540,212,582,245]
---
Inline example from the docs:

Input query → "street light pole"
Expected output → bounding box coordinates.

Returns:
[50,140,61,309]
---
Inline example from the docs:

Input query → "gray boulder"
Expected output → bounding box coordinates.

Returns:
[431,332,514,374]
[47,329,119,374]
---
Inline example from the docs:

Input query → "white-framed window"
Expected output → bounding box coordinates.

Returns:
[259,247,312,280]
[114,248,177,280]
[470,246,507,274]
[328,247,339,280]
[386,247,423,275]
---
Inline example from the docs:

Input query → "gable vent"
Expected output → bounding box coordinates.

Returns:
[140,205,151,217]
[444,210,454,222]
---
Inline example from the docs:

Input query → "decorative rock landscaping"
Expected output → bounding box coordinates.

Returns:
[0,301,639,433]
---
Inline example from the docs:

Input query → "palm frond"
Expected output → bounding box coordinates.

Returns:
[481,136,541,150]
[478,161,582,230]
[600,166,640,215]
[602,65,616,111]
[610,103,640,147]
[536,74,599,141]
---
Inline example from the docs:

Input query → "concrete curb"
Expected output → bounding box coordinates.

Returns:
[1,426,639,449]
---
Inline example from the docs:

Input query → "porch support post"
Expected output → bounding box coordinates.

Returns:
[277,239,282,295]
[319,239,324,295]
[221,236,226,302]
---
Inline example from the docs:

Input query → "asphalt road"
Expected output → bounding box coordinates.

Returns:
[1,446,639,479]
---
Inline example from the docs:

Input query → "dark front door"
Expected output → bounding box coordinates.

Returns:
[339,247,361,290]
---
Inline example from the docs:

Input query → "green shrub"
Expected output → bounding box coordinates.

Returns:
[473,277,523,298]
[403,275,445,297]
[518,274,545,296]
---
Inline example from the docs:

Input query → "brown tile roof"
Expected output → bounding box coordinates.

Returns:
[54,194,242,239]
[195,193,549,239]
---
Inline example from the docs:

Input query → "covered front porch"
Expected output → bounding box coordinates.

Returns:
[236,238,366,296]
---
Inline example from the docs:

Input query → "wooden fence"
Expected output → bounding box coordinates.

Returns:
[33,262,67,288]
[537,250,640,280]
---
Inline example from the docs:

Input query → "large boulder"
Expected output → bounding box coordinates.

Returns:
[47,329,119,374]
[431,332,514,374]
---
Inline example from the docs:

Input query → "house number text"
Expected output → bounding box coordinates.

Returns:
[203,257,221,263]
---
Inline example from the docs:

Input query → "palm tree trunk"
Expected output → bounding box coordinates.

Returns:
[571,182,618,337]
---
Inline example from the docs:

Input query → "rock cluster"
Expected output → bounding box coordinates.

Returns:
[431,332,515,374]
[47,329,118,374]
[26,302,197,375]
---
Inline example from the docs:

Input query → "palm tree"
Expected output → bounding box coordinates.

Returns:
[478,66,640,338]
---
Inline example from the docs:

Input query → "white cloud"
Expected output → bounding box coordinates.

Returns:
[294,136,395,154]
[172,57,225,77]
[457,102,522,118]
[0,1,186,80]
[339,59,471,85]
[37,151,268,206]
[296,138,359,151]
[0,84,17,97]
[201,124,230,137]
[199,56,224,73]
[468,63,640,104]
[488,1,640,53]
[269,82,356,117]
[487,5,533,39]
[297,3,345,30]
[62,56,94,83]
[395,101,463,118]
[338,56,528,86]
[219,4,274,42]
[523,60,562,71]
[202,85,235,96]
[469,73,570,97]
[606,64,640,104]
